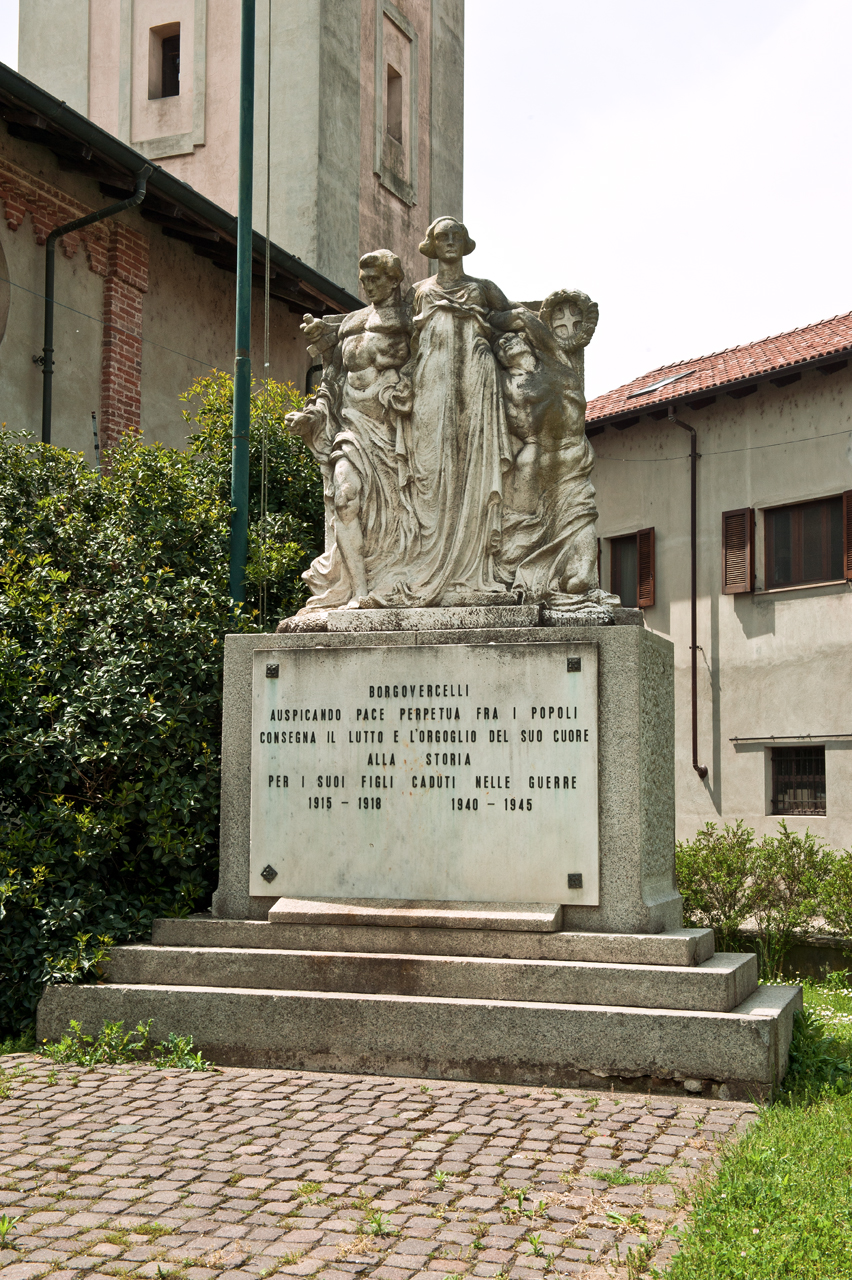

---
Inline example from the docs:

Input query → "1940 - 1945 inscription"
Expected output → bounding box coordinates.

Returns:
[249,642,598,904]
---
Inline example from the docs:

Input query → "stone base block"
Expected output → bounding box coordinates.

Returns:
[37,980,802,1100]
[151,915,716,966]
[266,898,564,931]
[103,944,757,1011]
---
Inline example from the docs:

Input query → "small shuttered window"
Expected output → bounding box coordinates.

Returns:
[844,490,852,580]
[637,527,655,608]
[610,528,655,608]
[721,507,755,594]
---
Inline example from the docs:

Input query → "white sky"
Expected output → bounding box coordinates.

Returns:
[2,0,851,398]
[465,0,852,396]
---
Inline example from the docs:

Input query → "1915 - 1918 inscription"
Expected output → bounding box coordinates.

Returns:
[249,642,598,904]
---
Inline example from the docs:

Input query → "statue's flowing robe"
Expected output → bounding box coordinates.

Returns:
[406,278,513,605]
[498,433,599,605]
[302,370,418,609]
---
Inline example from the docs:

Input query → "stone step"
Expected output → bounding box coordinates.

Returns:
[267,898,563,931]
[151,916,716,966]
[37,980,802,1100]
[103,945,757,1012]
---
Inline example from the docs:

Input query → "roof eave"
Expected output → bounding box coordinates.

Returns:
[0,61,361,314]
[586,346,852,430]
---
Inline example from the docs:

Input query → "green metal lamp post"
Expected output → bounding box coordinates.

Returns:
[230,0,256,607]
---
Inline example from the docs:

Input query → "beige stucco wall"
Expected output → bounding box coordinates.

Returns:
[138,225,311,450]
[18,0,91,115]
[0,129,309,459]
[592,366,852,850]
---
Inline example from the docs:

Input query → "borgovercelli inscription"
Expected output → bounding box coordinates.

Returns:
[249,643,599,903]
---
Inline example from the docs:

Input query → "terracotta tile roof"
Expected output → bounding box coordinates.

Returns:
[586,311,852,424]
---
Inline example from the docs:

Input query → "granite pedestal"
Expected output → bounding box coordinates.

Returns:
[37,608,801,1097]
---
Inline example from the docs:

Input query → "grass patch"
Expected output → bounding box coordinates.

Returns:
[668,974,852,1278]
[0,1030,36,1057]
[593,1167,670,1188]
[135,1224,175,1242]
[667,1091,852,1278]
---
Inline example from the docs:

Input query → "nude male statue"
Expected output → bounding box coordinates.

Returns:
[285,250,415,609]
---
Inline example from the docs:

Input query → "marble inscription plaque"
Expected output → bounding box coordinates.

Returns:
[249,642,598,904]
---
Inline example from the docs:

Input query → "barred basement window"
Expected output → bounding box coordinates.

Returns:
[771,745,826,816]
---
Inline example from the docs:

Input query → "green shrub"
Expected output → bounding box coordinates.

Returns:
[752,821,835,979]
[0,374,319,1036]
[822,849,852,939]
[180,371,323,627]
[675,820,760,952]
[676,819,850,977]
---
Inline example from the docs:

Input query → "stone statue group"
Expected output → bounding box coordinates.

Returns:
[284,216,618,622]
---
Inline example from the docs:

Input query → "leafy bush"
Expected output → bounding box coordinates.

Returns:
[752,821,835,979]
[823,851,852,939]
[676,819,850,977]
[180,372,323,626]
[675,819,759,953]
[0,375,319,1036]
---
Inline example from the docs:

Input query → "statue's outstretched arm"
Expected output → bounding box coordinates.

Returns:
[518,309,563,361]
[301,312,344,365]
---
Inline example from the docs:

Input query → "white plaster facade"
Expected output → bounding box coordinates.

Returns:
[589,340,852,850]
[18,0,465,299]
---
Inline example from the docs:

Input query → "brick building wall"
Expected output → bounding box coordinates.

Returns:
[0,155,149,455]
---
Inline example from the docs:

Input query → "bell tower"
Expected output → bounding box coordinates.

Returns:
[18,0,464,297]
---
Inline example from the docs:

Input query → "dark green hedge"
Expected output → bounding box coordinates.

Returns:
[0,374,321,1035]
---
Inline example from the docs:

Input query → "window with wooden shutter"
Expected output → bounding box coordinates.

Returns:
[637,527,655,608]
[844,490,852,581]
[722,507,755,594]
[610,530,655,608]
[764,496,844,587]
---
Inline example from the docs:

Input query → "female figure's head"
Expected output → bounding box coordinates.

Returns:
[418,217,476,262]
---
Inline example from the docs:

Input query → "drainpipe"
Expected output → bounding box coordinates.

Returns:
[41,166,151,445]
[230,0,256,607]
[667,405,708,780]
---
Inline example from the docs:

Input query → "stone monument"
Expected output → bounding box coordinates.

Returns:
[282,219,615,622]
[38,220,801,1098]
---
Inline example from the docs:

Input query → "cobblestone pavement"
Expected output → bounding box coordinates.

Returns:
[0,1056,758,1280]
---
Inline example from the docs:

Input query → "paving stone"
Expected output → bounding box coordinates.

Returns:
[0,1060,754,1280]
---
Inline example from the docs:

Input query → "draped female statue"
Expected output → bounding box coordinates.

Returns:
[279,224,617,627]
[403,217,521,606]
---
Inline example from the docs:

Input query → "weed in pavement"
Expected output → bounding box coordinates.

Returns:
[40,1019,211,1070]
[0,1215,20,1246]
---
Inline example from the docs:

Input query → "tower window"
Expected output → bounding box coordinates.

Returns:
[386,64,403,143]
[149,23,181,100]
